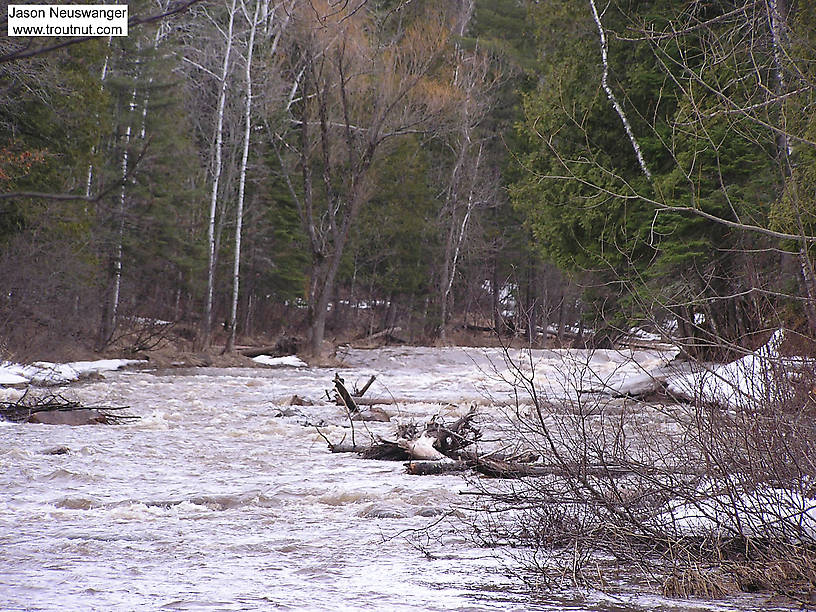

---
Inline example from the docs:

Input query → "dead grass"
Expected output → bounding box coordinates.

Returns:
[662,565,737,598]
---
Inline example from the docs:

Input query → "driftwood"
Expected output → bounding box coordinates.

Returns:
[400,456,669,479]
[328,442,371,454]
[323,372,700,480]
[327,409,483,464]
[471,458,701,479]
[332,374,398,413]
[333,374,358,413]
[357,327,407,344]
[426,407,480,456]
[355,375,376,397]
[360,440,411,461]
[406,460,469,475]
[0,392,137,425]
[457,450,539,464]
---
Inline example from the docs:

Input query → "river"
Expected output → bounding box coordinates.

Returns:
[0,347,792,611]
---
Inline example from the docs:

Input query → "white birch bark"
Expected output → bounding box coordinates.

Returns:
[108,84,138,339]
[588,0,651,179]
[226,0,260,352]
[444,142,482,312]
[203,0,238,346]
[85,38,112,198]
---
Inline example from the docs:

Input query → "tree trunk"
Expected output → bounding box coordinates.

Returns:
[225,0,260,353]
[99,80,137,349]
[203,0,237,348]
[491,255,501,333]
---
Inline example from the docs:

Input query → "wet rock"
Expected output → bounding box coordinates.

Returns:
[28,410,108,425]
[287,394,313,406]
[42,446,70,455]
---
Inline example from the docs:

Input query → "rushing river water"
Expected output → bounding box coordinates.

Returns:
[0,347,795,611]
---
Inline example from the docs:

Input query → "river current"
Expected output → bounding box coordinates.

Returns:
[0,347,792,611]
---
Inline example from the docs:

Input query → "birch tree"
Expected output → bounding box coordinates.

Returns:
[223,0,260,353]
[201,0,238,347]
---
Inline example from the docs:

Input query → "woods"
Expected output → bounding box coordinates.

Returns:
[3,1,815,360]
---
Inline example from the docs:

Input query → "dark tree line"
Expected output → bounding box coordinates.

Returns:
[2,0,814,359]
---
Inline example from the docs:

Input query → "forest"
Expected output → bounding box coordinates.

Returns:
[2,0,815,360]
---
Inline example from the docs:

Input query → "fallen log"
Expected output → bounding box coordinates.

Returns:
[398,433,446,460]
[471,458,693,479]
[463,323,494,333]
[328,442,372,454]
[240,336,300,358]
[406,460,469,475]
[239,345,280,358]
[457,450,539,464]
[357,327,403,342]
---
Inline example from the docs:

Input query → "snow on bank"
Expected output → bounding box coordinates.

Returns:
[0,359,146,386]
[0,368,28,385]
[665,330,806,409]
[252,354,307,368]
[656,485,816,541]
[628,327,664,343]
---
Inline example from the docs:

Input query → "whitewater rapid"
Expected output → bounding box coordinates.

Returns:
[0,346,786,611]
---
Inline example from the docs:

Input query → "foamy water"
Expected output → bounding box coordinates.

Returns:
[0,347,790,611]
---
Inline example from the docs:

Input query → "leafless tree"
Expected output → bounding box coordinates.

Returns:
[273,1,456,356]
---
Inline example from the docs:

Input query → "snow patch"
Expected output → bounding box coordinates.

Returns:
[628,327,664,342]
[0,366,28,385]
[656,486,816,541]
[252,355,307,368]
[0,359,145,386]
[665,330,799,409]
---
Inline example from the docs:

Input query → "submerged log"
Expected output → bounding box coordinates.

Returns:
[348,397,400,406]
[28,409,109,425]
[351,407,391,422]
